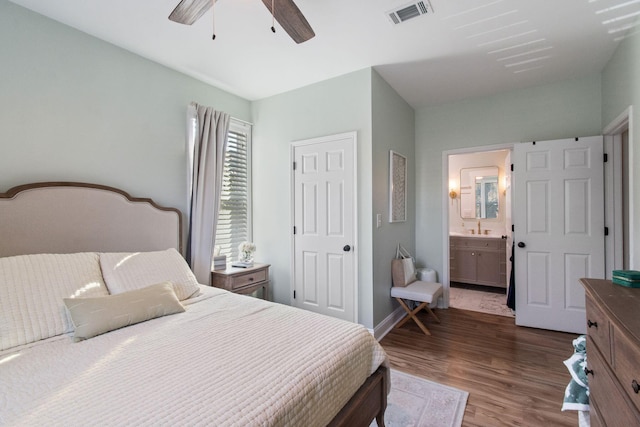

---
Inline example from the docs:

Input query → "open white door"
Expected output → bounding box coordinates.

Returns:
[513,136,604,334]
[292,132,357,322]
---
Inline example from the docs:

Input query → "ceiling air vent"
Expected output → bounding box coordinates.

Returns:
[387,1,433,25]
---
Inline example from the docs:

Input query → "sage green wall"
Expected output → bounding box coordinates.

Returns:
[414,74,602,281]
[371,71,415,326]
[251,69,375,328]
[0,1,251,216]
[601,29,640,268]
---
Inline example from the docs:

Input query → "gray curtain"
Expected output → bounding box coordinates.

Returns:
[186,102,229,285]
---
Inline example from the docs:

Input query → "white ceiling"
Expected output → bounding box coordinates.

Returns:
[9,0,640,108]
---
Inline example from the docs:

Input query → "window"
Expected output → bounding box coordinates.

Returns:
[215,119,252,261]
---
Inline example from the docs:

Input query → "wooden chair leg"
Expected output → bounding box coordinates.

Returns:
[424,305,441,323]
[394,298,431,336]
[396,300,427,328]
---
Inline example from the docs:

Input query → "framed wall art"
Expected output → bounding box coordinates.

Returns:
[389,150,407,223]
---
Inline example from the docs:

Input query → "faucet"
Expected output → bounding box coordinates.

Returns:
[477,220,481,235]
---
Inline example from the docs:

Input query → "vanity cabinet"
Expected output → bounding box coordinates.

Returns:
[450,236,507,288]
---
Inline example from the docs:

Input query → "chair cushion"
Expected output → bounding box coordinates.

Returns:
[391,281,443,303]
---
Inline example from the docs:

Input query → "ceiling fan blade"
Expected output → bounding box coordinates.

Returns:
[169,0,214,25]
[261,0,315,44]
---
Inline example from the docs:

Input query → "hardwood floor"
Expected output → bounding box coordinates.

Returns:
[379,307,581,426]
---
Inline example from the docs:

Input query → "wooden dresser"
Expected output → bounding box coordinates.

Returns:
[580,278,640,426]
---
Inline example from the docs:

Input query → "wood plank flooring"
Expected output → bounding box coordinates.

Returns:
[379,307,581,426]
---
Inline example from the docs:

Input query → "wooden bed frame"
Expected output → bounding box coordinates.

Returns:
[0,182,388,426]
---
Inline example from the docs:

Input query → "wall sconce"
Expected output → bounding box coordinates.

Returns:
[502,175,510,196]
[449,179,458,200]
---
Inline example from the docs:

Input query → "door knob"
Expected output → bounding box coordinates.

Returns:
[517,242,526,248]
[343,245,351,252]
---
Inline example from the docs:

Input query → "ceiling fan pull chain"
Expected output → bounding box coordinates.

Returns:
[271,0,276,33]
[211,0,216,40]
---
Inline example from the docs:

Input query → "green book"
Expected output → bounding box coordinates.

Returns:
[612,270,640,288]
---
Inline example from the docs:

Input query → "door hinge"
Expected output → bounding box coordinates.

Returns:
[510,163,514,172]
[293,226,297,235]
[605,226,609,236]
[604,153,608,163]
[293,161,297,170]
[512,224,515,232]
[293,290,296,299]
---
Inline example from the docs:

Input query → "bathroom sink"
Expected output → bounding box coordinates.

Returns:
[449,231,503,239]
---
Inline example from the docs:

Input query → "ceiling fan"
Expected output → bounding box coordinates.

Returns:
[169,0,315,44]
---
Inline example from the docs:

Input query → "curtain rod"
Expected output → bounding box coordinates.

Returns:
[232,116,254,126]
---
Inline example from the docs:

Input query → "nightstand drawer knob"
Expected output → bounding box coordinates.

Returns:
[632,380,639,394]
[587,320,598,328]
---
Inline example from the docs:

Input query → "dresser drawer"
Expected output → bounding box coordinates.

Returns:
[586,296,612,363]
[230,269,267,290]
[588,337,640,426]
[613,325,640,412]
[211,264,271,300]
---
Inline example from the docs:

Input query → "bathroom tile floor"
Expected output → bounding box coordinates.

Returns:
[448,283,514,318]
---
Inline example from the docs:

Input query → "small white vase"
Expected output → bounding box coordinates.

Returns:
[239,252,253,264]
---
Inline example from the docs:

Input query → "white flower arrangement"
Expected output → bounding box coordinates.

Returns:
[238,242,256,253]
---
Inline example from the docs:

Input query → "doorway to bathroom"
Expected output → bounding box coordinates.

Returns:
[444,145,513,318]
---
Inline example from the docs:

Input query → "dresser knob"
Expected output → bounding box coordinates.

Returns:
[587,320,598,328]
[584,367,594,377]
[249,277,254,281]
[632,380,639,394]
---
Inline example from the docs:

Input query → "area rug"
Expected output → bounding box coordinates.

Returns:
[448,285,514,317]
[371,369,468,427]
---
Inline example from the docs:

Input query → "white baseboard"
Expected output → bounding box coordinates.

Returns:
[372,306,406,341]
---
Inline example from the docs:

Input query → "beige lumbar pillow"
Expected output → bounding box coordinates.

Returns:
[64,282,185,341]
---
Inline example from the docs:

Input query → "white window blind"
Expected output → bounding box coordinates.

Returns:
[215,119,252,261]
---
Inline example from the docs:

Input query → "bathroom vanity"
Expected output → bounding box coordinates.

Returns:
[449,236,507,288]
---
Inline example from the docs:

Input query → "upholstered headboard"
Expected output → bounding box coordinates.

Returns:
[0,182,182,257]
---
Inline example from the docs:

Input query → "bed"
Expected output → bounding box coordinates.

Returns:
[0,182,388,427]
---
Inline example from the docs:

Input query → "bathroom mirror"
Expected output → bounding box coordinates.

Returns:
[459,166,499,219]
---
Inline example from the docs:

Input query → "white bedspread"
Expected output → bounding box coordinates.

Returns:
[0,286,387,426]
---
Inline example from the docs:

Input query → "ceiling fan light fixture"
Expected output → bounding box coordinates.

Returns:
[169,0,314,43]
[211,0,216,40]
[271,0,276,33]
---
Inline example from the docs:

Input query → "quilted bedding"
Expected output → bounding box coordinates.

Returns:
[0,286,388,426]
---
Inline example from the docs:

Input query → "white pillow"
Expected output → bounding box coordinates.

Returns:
[64,282,185,341]
[100,249,200,301]
[0,252,108,351]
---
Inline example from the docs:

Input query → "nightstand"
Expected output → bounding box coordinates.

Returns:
[210,263,270,300]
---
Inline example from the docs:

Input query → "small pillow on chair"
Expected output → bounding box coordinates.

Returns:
[64,282,185,341]
[391,257,416,287]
